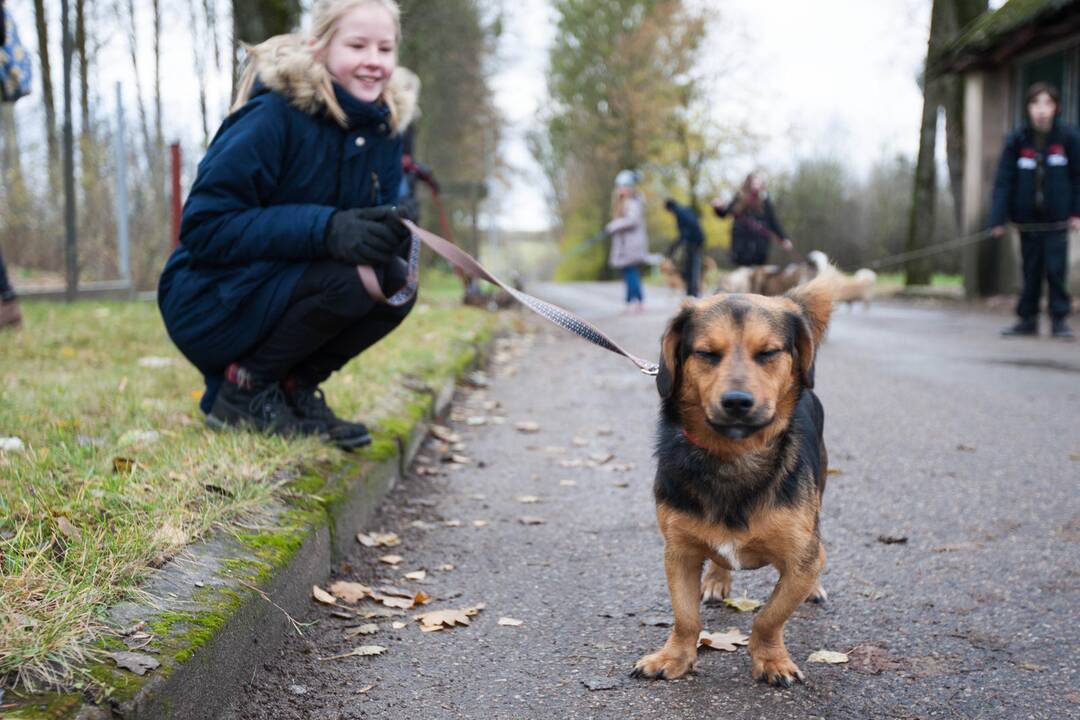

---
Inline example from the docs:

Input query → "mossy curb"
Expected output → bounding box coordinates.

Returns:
[2,331,493,720]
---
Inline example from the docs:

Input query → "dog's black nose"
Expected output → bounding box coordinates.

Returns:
[720,391,755,417]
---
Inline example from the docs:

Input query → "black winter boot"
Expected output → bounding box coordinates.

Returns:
[1001,317,1037,337]
[207,372,319,438]
[1051,317,1074,339]
[286,383,372,450]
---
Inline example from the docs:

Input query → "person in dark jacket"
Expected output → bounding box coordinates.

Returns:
[1,0,24,330]
[991,82,1078,339]
[711,173,793,267]
[663,198,705,297]
[158,0,418,449]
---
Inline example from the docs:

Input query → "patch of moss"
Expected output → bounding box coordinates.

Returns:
[0,692,83,720]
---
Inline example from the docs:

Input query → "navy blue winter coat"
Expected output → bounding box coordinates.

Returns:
[666,201,705,247]
[158,81,406,414]
[990,119,1080,228]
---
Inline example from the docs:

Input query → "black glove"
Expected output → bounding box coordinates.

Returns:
[325,206,411,265]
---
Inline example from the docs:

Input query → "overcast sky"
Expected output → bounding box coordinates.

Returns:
[9,0,1008,233]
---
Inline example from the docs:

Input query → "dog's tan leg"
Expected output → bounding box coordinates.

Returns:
[748,542,825,687]
[701,560,732,604]
[632,543,704,680]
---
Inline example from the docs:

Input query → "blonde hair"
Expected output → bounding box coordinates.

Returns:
[611,187,645,219]
[231,0,403,127]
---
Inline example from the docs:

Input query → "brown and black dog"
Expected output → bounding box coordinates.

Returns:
[632,273,836,687]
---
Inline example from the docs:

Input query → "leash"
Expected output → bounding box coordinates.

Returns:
[357,220,660,377]
[867,221,1070,270]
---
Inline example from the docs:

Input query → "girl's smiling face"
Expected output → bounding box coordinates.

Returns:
[323,3,398,103]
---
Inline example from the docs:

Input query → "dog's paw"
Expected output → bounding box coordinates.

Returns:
[630,650,697,681]
[805,582,828,605]
[750,653,805,688]
[701,564,732,604]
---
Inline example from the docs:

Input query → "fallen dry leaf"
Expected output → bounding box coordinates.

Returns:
[329,581,373,604]
[356,532,401,548]
[443,520,463,528]
[391,621,407,629]
[378,555,404,566]
[515,420,541,434]
[430,425,461,444]
[516,495,541,504]
[723,596,762,612]
[344,624,379,638]
[807,650,849,664]
[930,542,981,553]
[473,520,489,528]
[356,684,376,694]
[436,564,455,572]
[404,570,427,581]
[112,456,137,474]
[497,617,524,627]
[698,628,749,652]
[449,454,472,465]
[518,516,545,526]
[55,516,81,541]
[827,467,843,476]
[356,608,405,619]
[322,645,386,661]
[110,651,160,675]
[313,585,338,606]
[415,604,485,632]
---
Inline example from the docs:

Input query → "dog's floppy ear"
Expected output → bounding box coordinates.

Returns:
[789,312,817,389]
[657,300,696,400]
[785,271,837,389]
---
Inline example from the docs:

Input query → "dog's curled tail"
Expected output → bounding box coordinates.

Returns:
[785,267,841,346]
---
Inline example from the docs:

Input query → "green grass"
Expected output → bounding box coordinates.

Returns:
[0,270,493,693]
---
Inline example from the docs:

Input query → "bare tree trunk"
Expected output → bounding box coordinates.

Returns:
[33,0,60,196]
[906,0,949,286]
[941,0,988,230]
[123,0,153,165]
[231,0,302,95]
[152,0,163,155]
[75,0,88,134]
[189,0,210,145]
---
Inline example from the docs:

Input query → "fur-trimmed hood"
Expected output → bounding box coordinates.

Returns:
[243,34,419,133]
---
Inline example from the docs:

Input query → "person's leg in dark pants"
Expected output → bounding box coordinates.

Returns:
[210,259,415,446]
[684,246,702,297]
[0,246,21,330]
[1044,231,1073,338]
[1004,232,1044,335]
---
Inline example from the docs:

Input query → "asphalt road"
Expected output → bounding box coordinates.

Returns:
[223,283,1080,720]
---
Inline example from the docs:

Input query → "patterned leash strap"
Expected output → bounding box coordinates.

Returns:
[357,220,659,377]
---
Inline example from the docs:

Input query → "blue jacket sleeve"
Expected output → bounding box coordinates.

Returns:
[1068,127,1080,217]
[989,132,1018,228]
[179,97,335,265]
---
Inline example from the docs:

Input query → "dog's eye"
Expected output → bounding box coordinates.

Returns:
[694,350,722,364]
[755,349,782,363]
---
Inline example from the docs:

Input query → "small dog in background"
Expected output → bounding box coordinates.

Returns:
[632,272,838,687]
[716,250,829,296]
[832,268,877,309]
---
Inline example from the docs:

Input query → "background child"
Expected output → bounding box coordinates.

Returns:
[158,0,419,449]
[991,82,1077,339]
[663,198,705,297]
[606,170,649,312]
